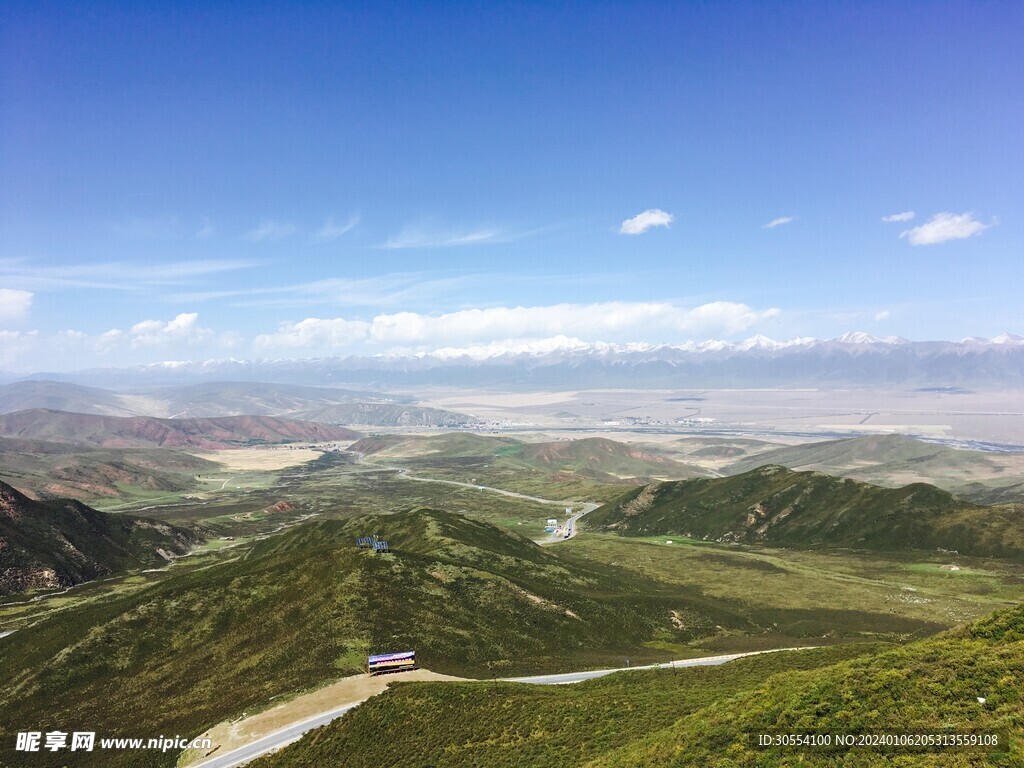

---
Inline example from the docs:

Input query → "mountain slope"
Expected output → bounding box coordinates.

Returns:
[726,435,1024,502]
[0,480,199,594]
[254,604,1024,767]
[587,466,1024,559]
[594,604,1024,766]
[0,510,747,767]
[291,402,474,427]
[0,380,138,416]
[0,437,219,501]
[0,409,360,449]
[251,645,883,768]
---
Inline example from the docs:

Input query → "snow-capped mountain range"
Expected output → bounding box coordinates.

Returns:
[8,333,1024,389]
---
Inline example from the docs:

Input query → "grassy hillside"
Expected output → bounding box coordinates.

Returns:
[0,409,360,449]
[726,434,1024,502]
[594,604,1024,766]
[0,510,750,767]
[250,604,1024,767]
[0,480,199,595]
[251,646,884,768]
[352,434,711,502]
[587,466,1024,559]
[0,436,219,501]
[292,402,473,426]
[0,380,137,416]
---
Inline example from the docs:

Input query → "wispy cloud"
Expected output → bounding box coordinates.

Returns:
[0,258,256,291]
[168,272,475,309]
[882,211,915,223]
[381,223,508,249]
[900,212,993,245]
[0,289,33,323]
[874,309,891,321]
[763,216,796,229]
[245,219,298,241]
[196,218,215,239]
[619,209,674,235]
[314,214,360,239]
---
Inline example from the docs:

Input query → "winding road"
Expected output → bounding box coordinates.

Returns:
[188,453,810,767]
[189,648,805,768]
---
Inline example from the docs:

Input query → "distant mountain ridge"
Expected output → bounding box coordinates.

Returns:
[9,332,1024,388]
[0,409,360,449]
[0,380,474,426]
[0,480,199,594]
[587,465,1024,559]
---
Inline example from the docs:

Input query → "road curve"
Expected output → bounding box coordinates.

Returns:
[189,700,366,768]
[189,647,812,768]
[350,451,597,544]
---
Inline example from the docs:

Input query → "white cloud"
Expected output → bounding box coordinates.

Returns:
[0,329,39,367]
[253,301,781,352]
[314,215,360,239]
[764,216,796,229]
[254,317,371,349]
[882,211,915,223]
[900,212,993,245]
[874,310,891,321]
[382,225,505,249]
[0,289,33,322]
[619,209,674,235]
[130,312,213,347]
[245,220,298,241]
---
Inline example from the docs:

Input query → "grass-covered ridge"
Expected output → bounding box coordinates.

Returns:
[351,433,711,502]
[254,604,1024,767]
[251,646,883,768]
[593,603,1024,766]
[0,509,747,767]
[587,465,1024,559]
[0,480,199,595]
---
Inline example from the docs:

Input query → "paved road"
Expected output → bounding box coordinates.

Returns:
[189,647,811,767]
[353,454,598,544]
[505,648,804,684]
[190,700,367,768]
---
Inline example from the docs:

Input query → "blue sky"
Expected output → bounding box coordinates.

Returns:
[1,1,1021,371]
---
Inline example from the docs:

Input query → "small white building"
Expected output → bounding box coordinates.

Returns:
[547,518,559,527]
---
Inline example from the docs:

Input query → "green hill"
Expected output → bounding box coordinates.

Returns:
[726,434,1024,502]
[292,402,473,427]
[0,480,200,595]
[593,603,1024,766]
[251,645,884,768]
[257,604,1024,768]
[351,434,711,502]
[0,436,218,501]
[586,466,1024,559]
[0,509,748,767]
[0,409,360,449]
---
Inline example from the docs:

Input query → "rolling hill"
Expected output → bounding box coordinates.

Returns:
[254,604,1024,767]
[352,434,712,481]
[0,480,199,594]
[291,402,474,427]
[726,434,1024,502]
[0,380,139,416]
[0,409,360,449]
[0,509,750,767]
[0,436,220,501]
[587,465,1024,559]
